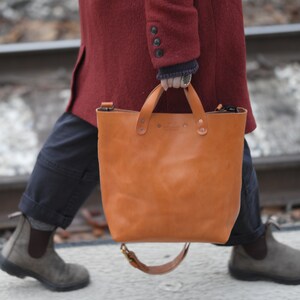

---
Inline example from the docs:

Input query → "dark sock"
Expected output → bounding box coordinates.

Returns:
[242,232,267,260]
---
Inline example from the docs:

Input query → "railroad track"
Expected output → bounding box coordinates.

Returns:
[0,24,300,226]
[245,23,300,60]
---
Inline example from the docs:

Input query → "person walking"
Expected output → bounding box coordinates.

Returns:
[1,0,300,291]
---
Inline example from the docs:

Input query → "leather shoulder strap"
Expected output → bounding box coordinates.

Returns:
[120,243,190,275]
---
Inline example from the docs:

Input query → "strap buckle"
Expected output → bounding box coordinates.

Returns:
[120,244,134,263]
[98,102,115,111]
[215,104,238,113]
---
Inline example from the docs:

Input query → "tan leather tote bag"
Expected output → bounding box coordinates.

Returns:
[96,83,247,274]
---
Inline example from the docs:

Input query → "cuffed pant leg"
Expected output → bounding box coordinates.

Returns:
[19,112,99,229]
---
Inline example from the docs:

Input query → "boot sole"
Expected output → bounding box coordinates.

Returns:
[229,264,300,285]
[0,254,90,292]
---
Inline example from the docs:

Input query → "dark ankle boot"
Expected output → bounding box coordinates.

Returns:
[0,213,90,291]
[229,221,300,285]
[241,231,267,260]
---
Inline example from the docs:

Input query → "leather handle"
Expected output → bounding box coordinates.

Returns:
[136,83,208,136]
[120,243,190,275]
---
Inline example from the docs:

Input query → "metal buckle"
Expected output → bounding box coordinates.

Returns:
[99,106,114,111]
[120,244,134,263]
[98,102,114,111]
[215,104,238,113]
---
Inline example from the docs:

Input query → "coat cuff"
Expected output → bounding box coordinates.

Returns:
[145,1,200,69]
[156,59,199,80]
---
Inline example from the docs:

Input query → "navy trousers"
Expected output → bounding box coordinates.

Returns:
[19,112,265,245]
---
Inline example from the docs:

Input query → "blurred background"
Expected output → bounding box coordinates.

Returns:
[0,0,300,246]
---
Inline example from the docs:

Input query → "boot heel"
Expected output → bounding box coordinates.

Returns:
[0,254,26,279]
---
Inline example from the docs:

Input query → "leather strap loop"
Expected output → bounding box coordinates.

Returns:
[136,83,208,135]
[183,84,208,135]
[120,243,190,275]
[136,84,164,135]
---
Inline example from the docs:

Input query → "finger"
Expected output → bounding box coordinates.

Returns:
[161,79,168,91]
[180,81,190,88]
[167,78,173,88]
[172,77,181,88]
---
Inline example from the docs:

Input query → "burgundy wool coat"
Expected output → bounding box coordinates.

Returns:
[66,0,256,133]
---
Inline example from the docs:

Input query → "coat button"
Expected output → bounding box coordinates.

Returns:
[153,38,161,46]
[155,49,164,58]
[150,26,158,34]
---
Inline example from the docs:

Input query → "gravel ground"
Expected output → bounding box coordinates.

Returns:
[0,0,300,43]
[243,0,300,27]
[0,69,70,177]
[0,0,79,43]
[246,62,300,157]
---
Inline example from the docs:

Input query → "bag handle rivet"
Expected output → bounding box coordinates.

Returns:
[198,128,207,135]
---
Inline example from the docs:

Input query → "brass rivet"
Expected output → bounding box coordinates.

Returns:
[140,118,145,123]
[198,119,203,124]
[183,123,188,127]
[198,127,207,135]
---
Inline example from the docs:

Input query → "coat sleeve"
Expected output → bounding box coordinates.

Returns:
[144,0,200,69]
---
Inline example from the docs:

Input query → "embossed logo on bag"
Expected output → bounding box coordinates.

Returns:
[157,122,189,130]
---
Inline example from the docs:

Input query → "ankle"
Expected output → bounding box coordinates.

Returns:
[242,232,267,260]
